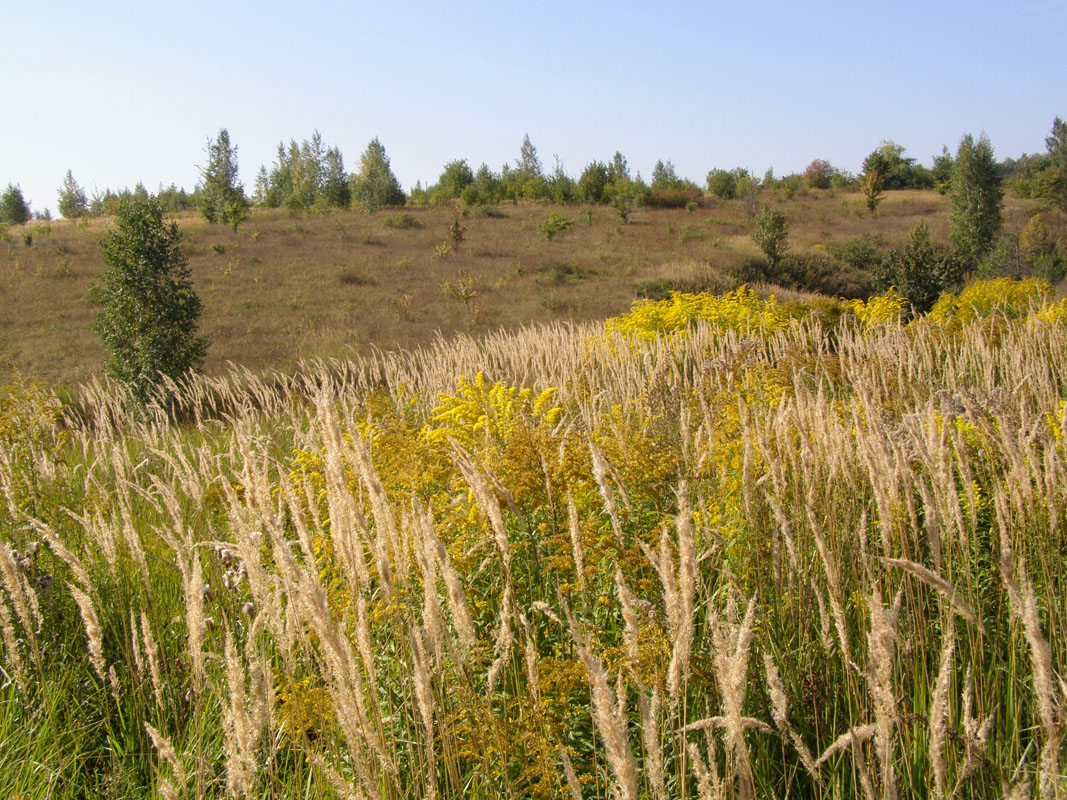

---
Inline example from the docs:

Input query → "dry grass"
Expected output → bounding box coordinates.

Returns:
[2,191,1057,387]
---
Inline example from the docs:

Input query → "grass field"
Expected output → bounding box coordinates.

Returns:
[1,280,1066,798]
[3,189,1055,388]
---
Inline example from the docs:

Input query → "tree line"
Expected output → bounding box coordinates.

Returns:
[2,117,1063,227]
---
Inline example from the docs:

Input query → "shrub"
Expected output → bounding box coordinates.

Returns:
[928,277,1052,326]
[752,206,788,267]
[830,234,881,271]
[874,222,962,315]
[538,212,574,240]
[803,159,835,190]
[383,213,422,229]
[643,189,702,209]
[0,184,30,225]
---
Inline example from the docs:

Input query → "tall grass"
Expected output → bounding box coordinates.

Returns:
[0,284,1065,798]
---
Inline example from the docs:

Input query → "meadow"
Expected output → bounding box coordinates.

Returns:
[2,189,1048,388]
[1,278,1065,799]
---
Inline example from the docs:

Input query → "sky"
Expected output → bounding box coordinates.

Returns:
[2,0,1065,216]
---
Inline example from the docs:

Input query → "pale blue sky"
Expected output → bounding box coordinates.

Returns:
[2,0,1064,215]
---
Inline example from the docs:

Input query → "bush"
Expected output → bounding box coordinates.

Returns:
[803,159,835,190]
[874,222,962,315]
[383,213,422,230]
[91,196,208,402]
[752,206,788,267]
[538,212,574,240]
[830,234,881,271]
[643,189,702,209]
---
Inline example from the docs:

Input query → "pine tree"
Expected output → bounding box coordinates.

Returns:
[57,170,88,219]
[199,128,249,229]
[0,183,31,225]
[949,133,1003,265]
[91,196,208,403]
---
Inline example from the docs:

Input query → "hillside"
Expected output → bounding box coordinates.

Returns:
[3,189,1057,387]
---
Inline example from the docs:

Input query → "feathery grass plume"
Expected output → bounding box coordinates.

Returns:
[995,492,1060,799]
[564,601,639,800]
[865,587,903,800]
[638,687,667,800]
[815,724,879,767]
[309,753,362,800]
[313,392,373,590]
[418,505,477,651]
[667,482,696,701]
[687,740,725,800]
[354,593,380,702]
[409,625,436,741]
[880,557,978,626]
[69,584,106,682]
[140,609,164,711]
[0,543,41,664]
[558,743,584,800]
[805,501,857,671]
[614,567,642,669]
[567,491,587,592]
[451,446,516,690]
[589,439,624,539]
[929,621,955,800]
[181,546,206,695]
[145,722,187,793]
[351,428,408,591]
[518,613,540,703]
[223,630,258,798]
[129,609,143,677]
[954,664,994,793]
[0,598,27,691]
[763,654,823,786]
[708,594,759,800]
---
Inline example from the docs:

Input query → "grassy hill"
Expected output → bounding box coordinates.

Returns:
[3,189,1056,387]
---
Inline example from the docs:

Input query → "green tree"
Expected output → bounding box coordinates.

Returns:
[0,183,31,224]
[1046,116,1067,171]
[91,196,208,402]
[352,138,405,211]
[432,159,475,204]
[198,128,249,229]
[752,206,788,268]
[862,141,933,190]
[949,133,1003,265]
[862,170,886,214]
[57,170,88,219]
[319,146,351,208]
[578,161,610,204]
[517,134,543,181]
[875,222,962,314]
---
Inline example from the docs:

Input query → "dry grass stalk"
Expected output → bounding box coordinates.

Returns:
[350,429,409,590]
[708,594,759,800]
[183,548,205,695]
[995,493,1060,799]
[408,625,436,741]
[558,743,584,800]
[140,609,164,710]
[314,393,373,590]
[589,440,625,539]
[865,586,903,800]
[0,543,41,664]
[638,687,666,800]
[806,502,857,671]
[614,567,641,669]
[567,492,587,592]
[815,723,879,767]
[144,722,187,791]
[667,483,696,702]
[0,599,27,691]
[417,507,477,650]
[69,584,106,682]
[687,740,725,800]
[929,621,955,800]
[564,603,639,800]
[223,630,258,798]
[763,654,822,786]
[880,557,978,626]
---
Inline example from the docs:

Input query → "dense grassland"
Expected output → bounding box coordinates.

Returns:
[2,189,1056,388]
[1,282,1066,798]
